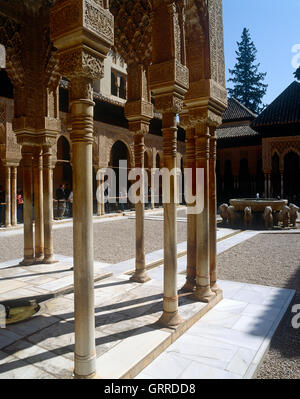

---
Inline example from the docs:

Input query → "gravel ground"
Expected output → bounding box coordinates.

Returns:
[0,218,187,264]
[0,218,299,378]
[217,233,300,379]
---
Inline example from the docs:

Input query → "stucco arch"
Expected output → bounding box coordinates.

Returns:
[108,138,134,169]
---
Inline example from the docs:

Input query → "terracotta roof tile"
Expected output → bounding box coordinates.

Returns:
[223,97,257,122]
[251,81,300,128]
[217,125,259,139]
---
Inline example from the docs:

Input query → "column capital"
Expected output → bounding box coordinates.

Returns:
[50,0,113,89]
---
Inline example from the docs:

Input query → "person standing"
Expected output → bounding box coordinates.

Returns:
[64,183,71,217]
[56,184,66,220]
[67,189,73,218]
[17,188,24,224]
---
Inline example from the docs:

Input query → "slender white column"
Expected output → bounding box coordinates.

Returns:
[130,133,150,283]
[193,122,215,303]
[209,128,218,292]
[11,166,17,227]
[182,127,196,292]
[159,112,183,327]
[70,76,96,379]
[20,149,34,265]
[33,147,44,262]
[5,166,11,228]
[43,146,56,264]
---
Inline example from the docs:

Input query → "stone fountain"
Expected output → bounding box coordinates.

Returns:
[219,197,298,230]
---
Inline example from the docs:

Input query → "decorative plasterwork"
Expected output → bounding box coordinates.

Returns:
[110,0,152,65]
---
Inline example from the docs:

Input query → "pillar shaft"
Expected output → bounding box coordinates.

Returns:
[130,133,150,283]
[21,149,34,265]
[159,112,182,327]
[96,175,105,216]
[43,146,56,264]
[11,167,17,226]
[209,128,218,291]
[280,172,284,198]
[70,77,96,379]
[33,148,44,262]
[182,127,196,292]
[5,166,11,228]
[194,123,215,302]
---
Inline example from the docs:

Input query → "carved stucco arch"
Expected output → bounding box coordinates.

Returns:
[0,16,24,87]
[281,147,300,171]
[107,137,134,169]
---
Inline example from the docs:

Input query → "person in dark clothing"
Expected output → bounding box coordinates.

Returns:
[64,183,71,217]
[56,184,65,200]
[17,188,24,223]
[0,185,5,226]
[56,184,66,220]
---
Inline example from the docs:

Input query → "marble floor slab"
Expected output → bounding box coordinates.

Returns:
[136,280,295,379]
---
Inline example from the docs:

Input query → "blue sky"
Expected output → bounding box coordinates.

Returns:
[223,0,300,106]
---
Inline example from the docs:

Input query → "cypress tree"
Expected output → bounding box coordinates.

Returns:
[228,28,268,114]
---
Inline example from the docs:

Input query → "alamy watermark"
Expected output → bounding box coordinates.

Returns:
[291,304,300,329]
[96,161,204,215]
[0,304,5,328]
[291,44,300,69]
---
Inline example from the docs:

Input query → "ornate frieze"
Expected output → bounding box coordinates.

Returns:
[59,46,104,81]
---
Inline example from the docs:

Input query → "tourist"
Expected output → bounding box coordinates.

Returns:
[17,188,24,223]
[104,184,110,214]
[67,189,73,217]
[56,184,65,201]
[64,183,71,217]
[0,185,5,226]
[56,184,66,220]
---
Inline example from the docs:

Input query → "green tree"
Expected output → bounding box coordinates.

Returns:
[228,28,268,114]
[294,66,300,81]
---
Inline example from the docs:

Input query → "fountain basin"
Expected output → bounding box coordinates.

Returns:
[229,198,288,212]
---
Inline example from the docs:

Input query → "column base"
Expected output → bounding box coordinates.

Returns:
[193,286,216,303]
[35,254,45,264]
[180,278,196,293]
[210,281,219,292]
[73,371,99,379]
[43,255,58,265]
[19,257,35,266]
[5,224,11,228]
[158,310,184,328]
[130,270,151,284]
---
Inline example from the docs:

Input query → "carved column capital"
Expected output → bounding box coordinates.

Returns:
[58,47,105,84]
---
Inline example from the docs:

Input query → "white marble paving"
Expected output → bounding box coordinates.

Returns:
[136,280,295,379]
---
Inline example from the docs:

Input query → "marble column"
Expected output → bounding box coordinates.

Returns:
[151,169,155,209]
[209,127,218,292]
[280,171,284,198]
[70,76,96,379]
[264,174,268,198]
[11,166,17,226]
[96,171,105,216]
[33,147,44,262]
[130,133,150,283]
[267,174,271,198]
[5,166,11,228]
[20,148,34,265]
[182,127,196,292]
[43,145,56,264]
[193,122,215,303]
[159,112,183,327]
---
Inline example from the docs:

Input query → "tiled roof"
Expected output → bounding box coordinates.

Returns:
[251,81,300,129]
[223,97,257,122]
[217,124,259,140]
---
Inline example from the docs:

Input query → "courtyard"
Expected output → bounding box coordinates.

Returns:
[0,208,299,379]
